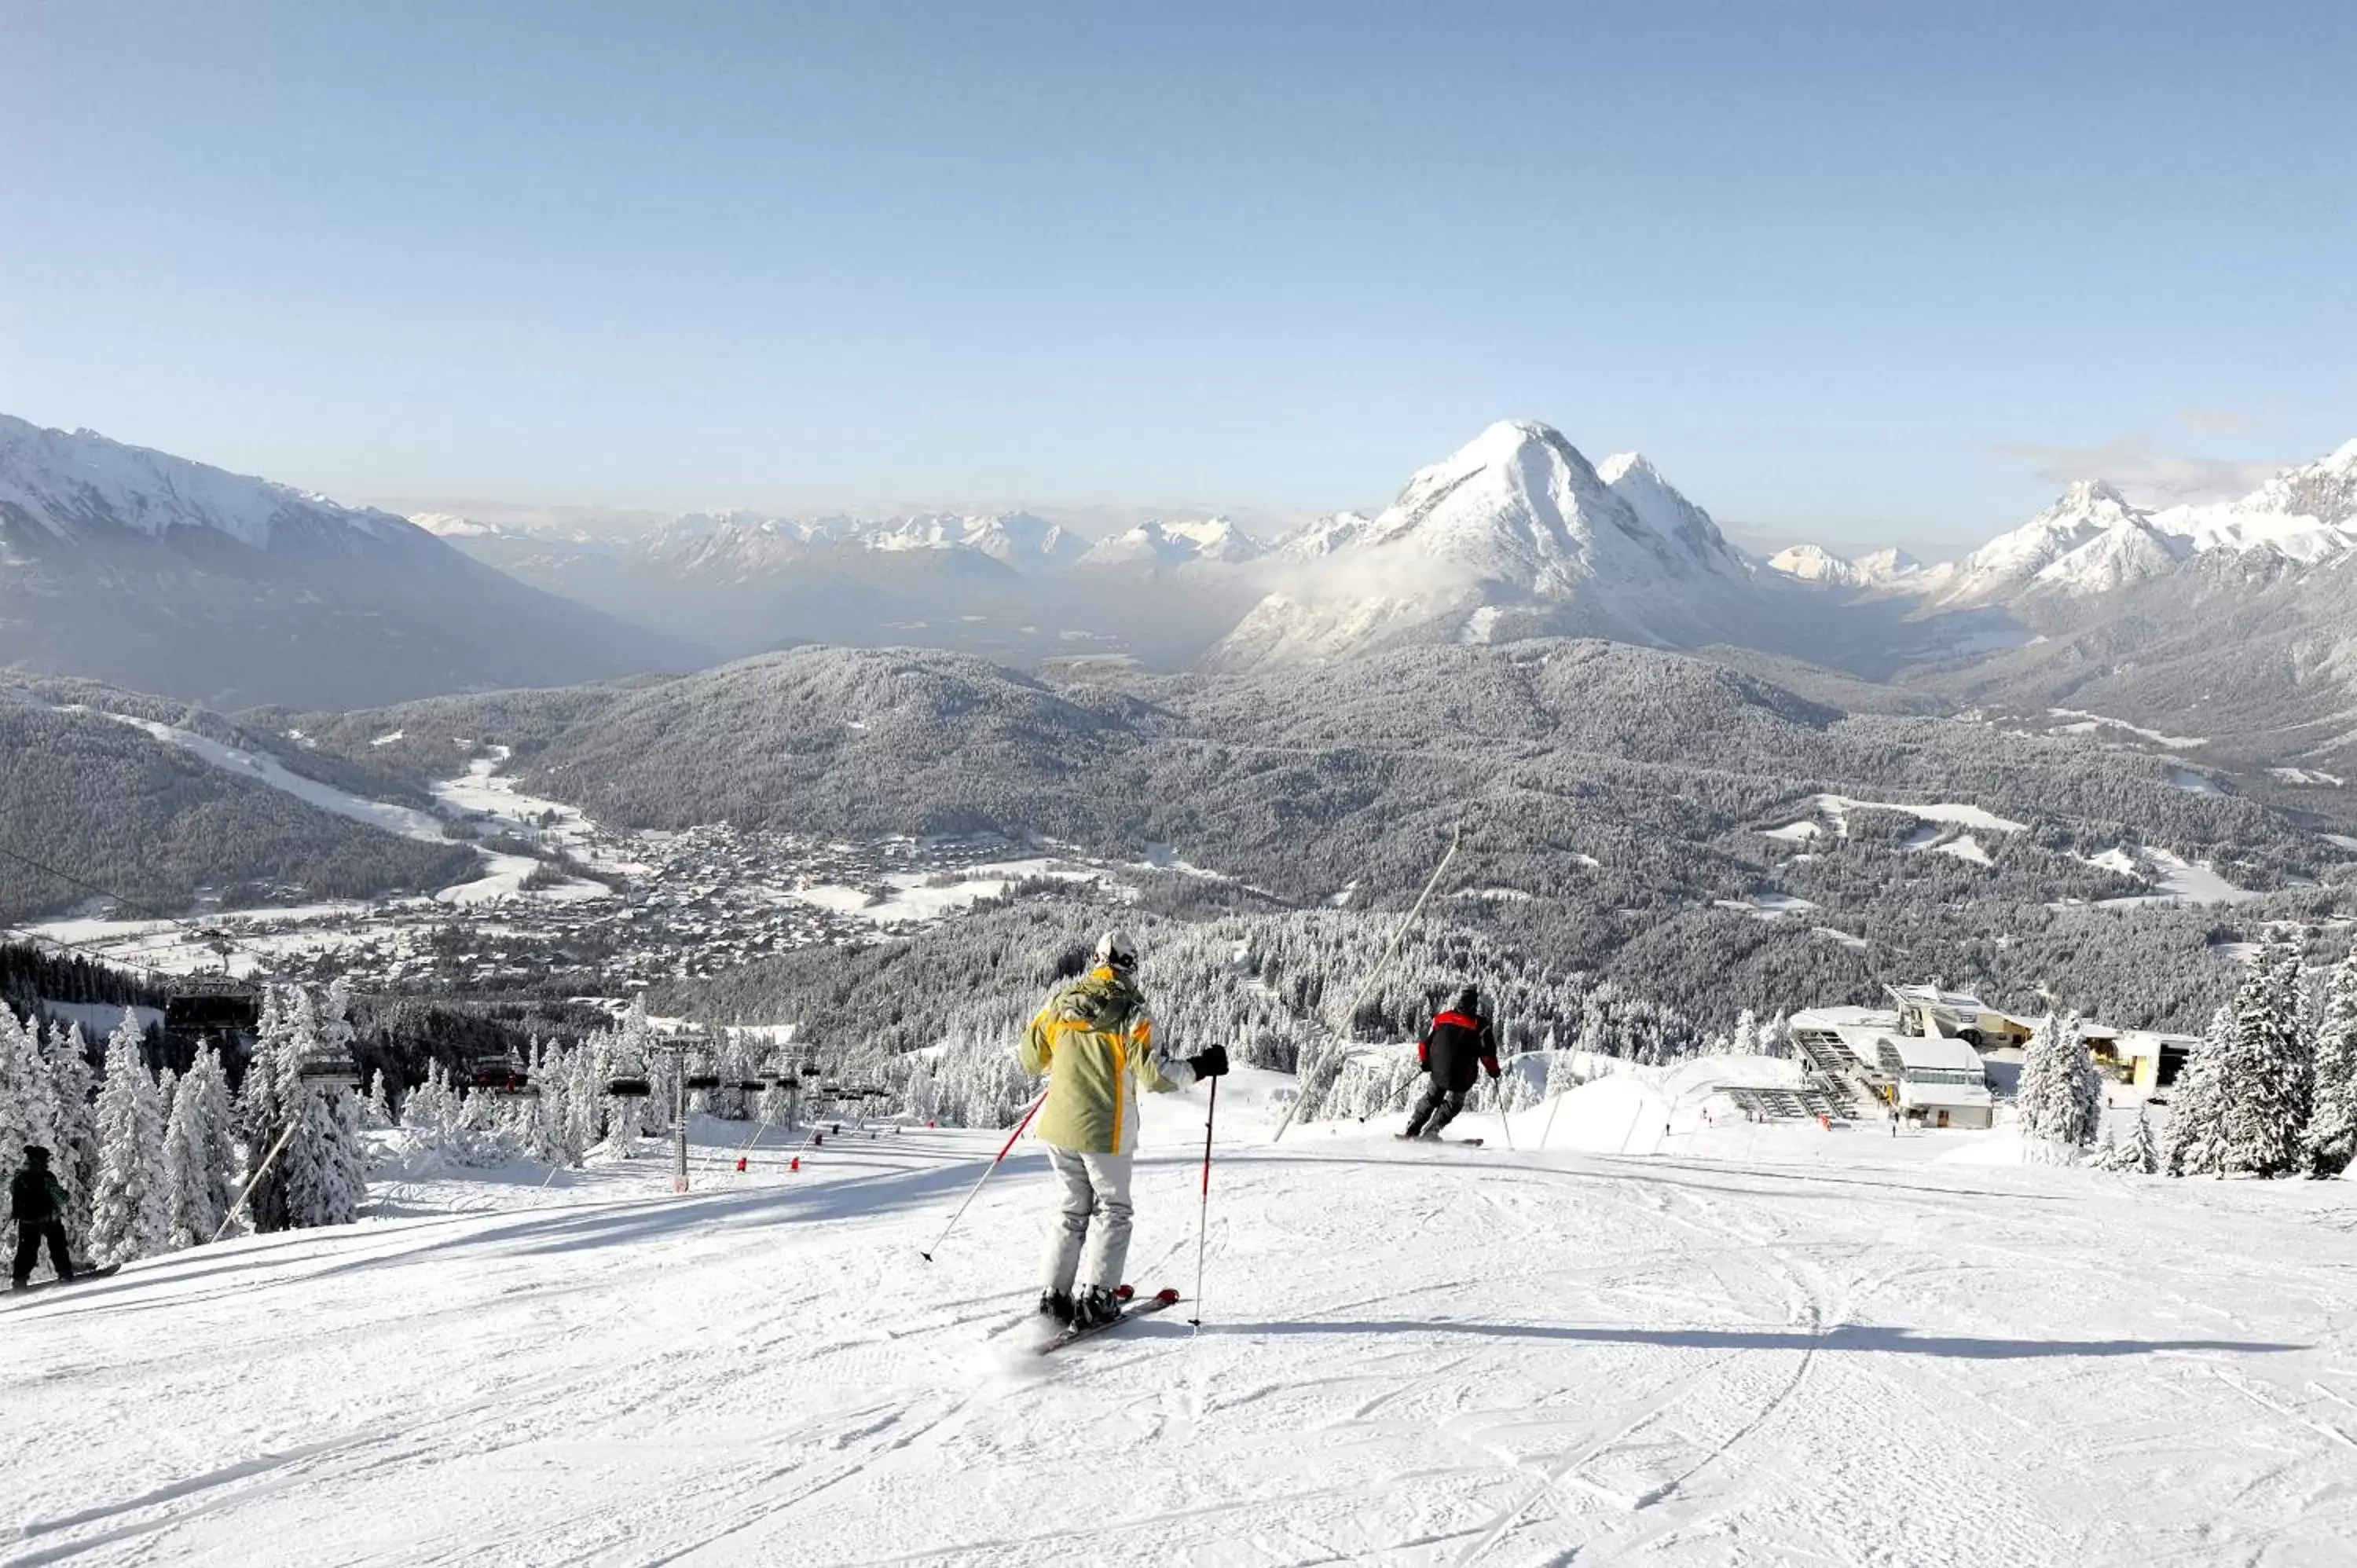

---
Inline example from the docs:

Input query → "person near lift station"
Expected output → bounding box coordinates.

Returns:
[1019,929,1229,1331]
[1404,984,1500,1141]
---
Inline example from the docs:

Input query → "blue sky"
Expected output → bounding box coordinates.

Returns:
[2,1,2350,555]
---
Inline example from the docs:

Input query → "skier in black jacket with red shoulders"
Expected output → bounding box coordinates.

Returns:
[1403,985,1500,1141]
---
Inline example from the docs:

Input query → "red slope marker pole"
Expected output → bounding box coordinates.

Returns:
[1188,1076,1219,1327]
[918,1090,1047,1262]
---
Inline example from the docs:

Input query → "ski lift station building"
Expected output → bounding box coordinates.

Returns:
[1790,998,1997,1130]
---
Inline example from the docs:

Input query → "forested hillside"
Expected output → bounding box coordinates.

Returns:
[266,636,2352,1033]
[0,699,478,923]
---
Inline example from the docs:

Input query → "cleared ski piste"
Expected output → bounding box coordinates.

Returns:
[7,1068,2357,1566]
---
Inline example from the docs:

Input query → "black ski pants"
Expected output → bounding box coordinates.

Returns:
[12,1220,72,1287]
[1406,1081,1467,1139]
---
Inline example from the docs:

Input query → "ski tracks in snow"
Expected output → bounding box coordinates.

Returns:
[11,1125,2357,1565]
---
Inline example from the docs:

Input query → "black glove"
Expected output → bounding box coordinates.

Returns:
[1188,1044,1230,1080]
[1486,1068,1501,1082]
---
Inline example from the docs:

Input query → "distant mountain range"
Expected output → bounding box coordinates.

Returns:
[0,416,686,709]
[1767,438,2357,606]
[9,408,2357,773]
[425,501,1273,668]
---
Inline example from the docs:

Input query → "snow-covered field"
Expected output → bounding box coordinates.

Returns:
[9,1077,2357,1566]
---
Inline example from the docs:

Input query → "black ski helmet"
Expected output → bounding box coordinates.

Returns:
[1454,985,1480,1014]
[24,1145,50,1164]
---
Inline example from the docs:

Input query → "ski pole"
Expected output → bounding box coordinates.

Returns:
[1540,1069,1567,1152]
[212,1114,303,1246]
[1496,1082,1517,1151]
[918,1090,1047,1262]
[1274,822,1464,1143]
[1188,1076,1219,1327]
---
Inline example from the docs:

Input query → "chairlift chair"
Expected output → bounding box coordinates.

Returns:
[163,973,261,1039]
[295,1046,361,1091]
[465,1053,537,1098]
[606,1075,653,1097]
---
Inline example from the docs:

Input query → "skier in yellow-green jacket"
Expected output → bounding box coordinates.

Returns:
[1020,929,1228,1330]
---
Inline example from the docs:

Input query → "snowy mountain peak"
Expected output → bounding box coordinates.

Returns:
[1934,480,2159,605]
[0,412,417,550]
[1077,516,1267,570]
[2060,478,2132,511]
[1361,422,1745,591]
[1765,543,1926,592]
[409,512,504,540]
[1211,419,1777,665]
[1593,450,1659,487]
[1768,543,1866,586]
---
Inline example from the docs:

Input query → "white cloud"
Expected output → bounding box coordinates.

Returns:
[1995,433,2283,507]
[2176,407,2249,436]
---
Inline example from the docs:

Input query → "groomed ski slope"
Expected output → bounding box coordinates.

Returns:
[7,1072,2357,1566]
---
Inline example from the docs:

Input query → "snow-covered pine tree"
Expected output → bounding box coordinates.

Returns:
[2214,936,2312,1178]
[2120,1105,2160,1174]
[357,1069,394,1130]
[2162,1006,2232,1177]
[603,1001,654,1156]
[2018,1012,2104,1152]
[1730,1009,1760,1057]
[162,1077,210,1251]
[162,1046,238,1248]
[2303,941,2357,1177]
[283,1086,365,1228]
[40,1020,101,1246]
[0,1006,42,1185]
[240,985,295,1233]
[87,1015,168,1266]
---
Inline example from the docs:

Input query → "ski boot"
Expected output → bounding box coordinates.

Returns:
[1072,1286,1124,1330]
[1037,1288,1075,1326]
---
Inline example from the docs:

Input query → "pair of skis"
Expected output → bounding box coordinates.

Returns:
[7,1263,121,1299]
[1036,1285,1182,1354]
[1395,1133,1485,1148]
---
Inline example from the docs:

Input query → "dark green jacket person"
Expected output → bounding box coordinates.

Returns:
[12,1150,68,1225]
[11,1145,76,1288]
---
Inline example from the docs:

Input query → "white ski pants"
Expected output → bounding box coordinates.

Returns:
[1039,1146,1135,1295]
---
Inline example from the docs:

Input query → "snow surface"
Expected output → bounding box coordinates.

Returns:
[1802,793,2029,836]
[1931,833,1994,866]
[2046,709,2210,749]
[10,1075,2357,1565]
[789,859,1105,925]
[2095,848,2259,907]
